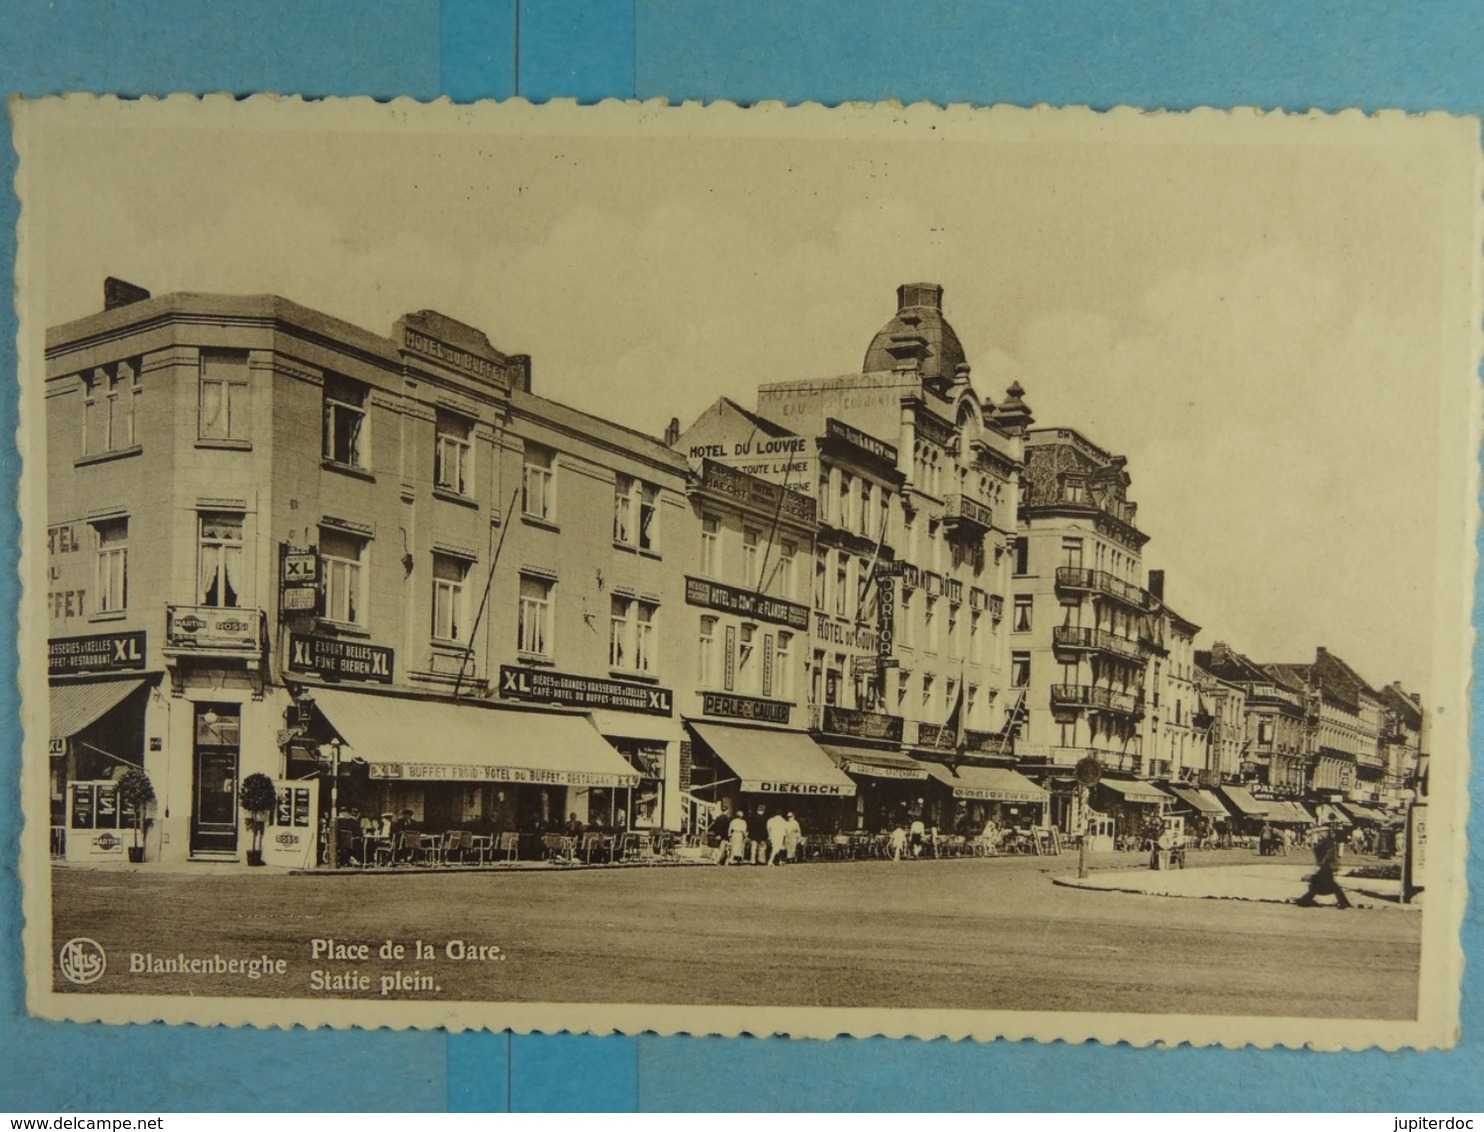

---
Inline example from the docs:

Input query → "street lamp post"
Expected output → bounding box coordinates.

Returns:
[327,737,342,871]
[1074,754,1101,880]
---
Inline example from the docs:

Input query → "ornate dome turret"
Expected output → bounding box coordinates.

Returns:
[862,282,967,385]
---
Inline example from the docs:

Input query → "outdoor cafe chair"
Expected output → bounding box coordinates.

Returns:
[542,833,578,864]
[580,831,613,864]
[468,833,493,864]
[494,831,521,862]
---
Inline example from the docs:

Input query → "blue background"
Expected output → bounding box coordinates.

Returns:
[2,0,1480,1111]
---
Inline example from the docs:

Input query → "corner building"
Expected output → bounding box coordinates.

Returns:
[679,284,1043,835]
[46,281,690,865]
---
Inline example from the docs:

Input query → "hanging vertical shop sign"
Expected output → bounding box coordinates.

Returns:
[875,565,897,667]
[763,633,775,698]
[724,625,737,691]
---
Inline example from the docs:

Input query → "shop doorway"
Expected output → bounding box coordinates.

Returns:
[191,703,240,855]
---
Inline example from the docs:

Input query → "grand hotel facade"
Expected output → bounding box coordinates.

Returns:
[44,279,1424,864]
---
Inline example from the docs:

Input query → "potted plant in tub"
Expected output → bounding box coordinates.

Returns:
[239,772,278,867]
[116,767,155,864]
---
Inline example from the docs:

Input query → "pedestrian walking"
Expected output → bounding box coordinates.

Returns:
[710,807,734,865]
[909,817,926,858]
[747,804,768,864]
[783,812,802,863]
[1295,827,1352,909]
[726,810,748,865]
[766,809,788,864]
[888,824,907,862]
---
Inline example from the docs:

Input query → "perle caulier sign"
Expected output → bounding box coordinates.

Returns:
[13,95,1477,1050]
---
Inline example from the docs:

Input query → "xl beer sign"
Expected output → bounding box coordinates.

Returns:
[48,631,147,676]
[288,633,394,683]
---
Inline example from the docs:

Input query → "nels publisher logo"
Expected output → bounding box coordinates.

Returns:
[58,937,107,985]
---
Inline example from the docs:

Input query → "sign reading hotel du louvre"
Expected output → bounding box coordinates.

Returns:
[287,633,394,683]
[701,691,791,725]
[499,665,673,716]
[685,576,810,630]
[48,630,147,676]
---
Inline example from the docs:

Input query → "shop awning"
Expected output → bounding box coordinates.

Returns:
[1163,785,1227,815]
[586,709,681,743]
[49,678,146,743]
[924,763,1049,803]
[822,746,930,780]
[312,689,641,787]
[1097,778,1172,805]
[688,722,855,797]
[1218,785,1269,817]
[1313,802,1351,825]
[1338,801,1392,825]
[1265,800,1315,825]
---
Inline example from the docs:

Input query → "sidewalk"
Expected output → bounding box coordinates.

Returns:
[1051,862,1415,910]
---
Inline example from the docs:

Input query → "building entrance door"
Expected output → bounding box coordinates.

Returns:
[191,703,241,855]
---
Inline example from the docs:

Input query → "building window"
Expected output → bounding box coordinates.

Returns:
[322,373,368,468]
[1011,650,1031,688]
[1061,537,1083,570]
[613,476,659,550]
[431,554,469,642]
[700,514,721,577]
[775,631,794,698]
[814,549,828,610]
[858,479,871,536]
[83,359,139,456]
[818,471,831,522]
[966,684,979,726]
[776,540,797,600]
[743,528,761,588]
[925,595,938,651]
[198,513,245,609]
[435,410,473,495]
[838,472,853,531]
[970,609,983,663]
[609,597,631,668]
[1013,594,1033,633]
[607,598,656,673]
[897,669,912,708]
[199,350,249,442]
[93,518,128,613]
[518,574,553,656]
[319,527,364,624]
[901,590,915,648]
[1064,477,1086,503]
[698,616,718,686]
[522,443,555,520]
[923,673,935,711]
[947,605,960,658]
[1012,537,1029,575]
[834,552,849,618]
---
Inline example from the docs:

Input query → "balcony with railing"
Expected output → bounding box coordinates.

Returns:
[1052,625,1145,663]
[164,604,267,658]
[1050,683,1143,718]
[1054,567,1152,610]
[1015,741,1143,774]
[1243,682,1306,711]
[941,493,993,538]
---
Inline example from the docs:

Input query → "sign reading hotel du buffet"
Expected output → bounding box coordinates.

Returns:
[287,633,394,683]
[48,630,147,676]
[499,666,673,716]
[370,761,639,789]
[685,576,810,631]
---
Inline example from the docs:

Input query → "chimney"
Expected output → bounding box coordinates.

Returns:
[897,282,944,312]
[1409,692,1421,708]
[1147,569,1165,600]
[507,354,532,393]
[1210,640,1230,666]
[104,277,151,310]
[664,417,681,447]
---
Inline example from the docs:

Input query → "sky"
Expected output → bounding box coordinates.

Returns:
[16,97,1479,702]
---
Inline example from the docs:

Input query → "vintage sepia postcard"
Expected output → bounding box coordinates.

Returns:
[11,95,1479,1048]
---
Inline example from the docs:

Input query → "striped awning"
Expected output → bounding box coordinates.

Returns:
[924,763,1048,802]
[49,679,147,743]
